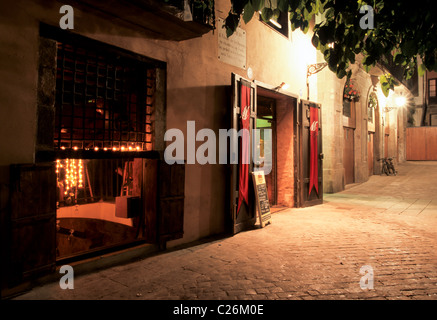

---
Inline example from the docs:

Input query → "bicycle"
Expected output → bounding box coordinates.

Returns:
[377,157,397,176]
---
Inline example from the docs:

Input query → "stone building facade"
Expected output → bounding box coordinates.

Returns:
[0,0,411,297]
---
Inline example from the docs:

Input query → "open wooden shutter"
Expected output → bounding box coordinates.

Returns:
[229,73,257,234]
[298,100,323,207]
[158,161,185,247]
[143,159,185,248]
[8,163,57,287]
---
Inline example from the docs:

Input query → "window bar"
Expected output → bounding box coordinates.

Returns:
[90,52,97,150]
[79,47,86,149]
[68,45,75,150]
[109,61,115,151]
[56,43,65,150]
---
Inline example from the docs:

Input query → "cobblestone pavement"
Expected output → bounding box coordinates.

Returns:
[14,161,437,300]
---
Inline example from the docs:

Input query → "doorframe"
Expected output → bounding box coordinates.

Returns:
[254,81,300,208]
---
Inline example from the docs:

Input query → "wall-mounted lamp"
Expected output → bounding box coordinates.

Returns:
[383,92,407,112]
[275,82,289,91]
[306,62,328,100]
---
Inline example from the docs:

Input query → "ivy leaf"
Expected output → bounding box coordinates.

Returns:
[225,13,240,38]
[418,63,427,77]
[337,68,347,79]
[261,7,274,22]
[250,0,263,11]
[272,8,281,20]
[242,3,255,24]
[231,0,249,14]
[311,34,320,49]
[302,20,310,33]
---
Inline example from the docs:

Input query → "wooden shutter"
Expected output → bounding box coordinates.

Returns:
[298,100,323,207]
[142,159,185,248]
[229,73,257,234]
[8,163,57,287]
[158,161,185,247]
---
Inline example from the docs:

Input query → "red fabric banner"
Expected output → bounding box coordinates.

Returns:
[237,83,251,215]
[309,106,319,196]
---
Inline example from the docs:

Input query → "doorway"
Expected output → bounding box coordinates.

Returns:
[368,132,374,175]
[256,96,277,207]
[343,127,355,185]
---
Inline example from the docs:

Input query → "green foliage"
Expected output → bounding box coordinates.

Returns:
[368,92,378,109]
[380,74,399,97]
[225,0,437,86]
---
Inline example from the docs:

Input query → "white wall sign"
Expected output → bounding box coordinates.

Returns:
[218,18,246,69]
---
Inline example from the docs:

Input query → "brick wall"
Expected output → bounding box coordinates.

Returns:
[276,98,295,207]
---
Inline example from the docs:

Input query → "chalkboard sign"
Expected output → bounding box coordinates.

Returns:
[252,171,271,228]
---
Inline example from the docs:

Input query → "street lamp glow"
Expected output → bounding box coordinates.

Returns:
[395,96,406,107]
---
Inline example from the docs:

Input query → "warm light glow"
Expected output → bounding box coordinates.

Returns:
[395,96,406,107]
[61,145,143,152]
[57,158,85,196]
[269,19,282,29]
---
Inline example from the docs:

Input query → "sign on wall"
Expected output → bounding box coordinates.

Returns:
[252,171,271,228]
[217,17,246,69]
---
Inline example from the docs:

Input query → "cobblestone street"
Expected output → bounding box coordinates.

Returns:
[14,161,437,301]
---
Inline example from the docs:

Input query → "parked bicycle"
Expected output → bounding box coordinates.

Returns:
[377,157,397,176]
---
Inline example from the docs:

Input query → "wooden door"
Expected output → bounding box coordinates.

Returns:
[8,163,57,288]
[343,127,355,185]
[230,73,257,234]
[298,100,323,207]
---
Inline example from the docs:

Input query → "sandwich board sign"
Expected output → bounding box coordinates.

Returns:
[252,171,271,228]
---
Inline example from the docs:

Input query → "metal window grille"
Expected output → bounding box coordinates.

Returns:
[54,41,155,152]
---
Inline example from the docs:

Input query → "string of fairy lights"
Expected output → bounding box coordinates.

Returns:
[56,159,84,196]
[56,142,143,196]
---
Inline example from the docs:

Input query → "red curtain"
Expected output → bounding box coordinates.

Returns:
[237,83,251,215]
[309,106,319,196]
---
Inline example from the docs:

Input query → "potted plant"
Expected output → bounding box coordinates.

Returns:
[343,80,360,101]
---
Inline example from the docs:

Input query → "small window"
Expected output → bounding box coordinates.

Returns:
[367,105,373,123]
[343,99,351,118]
[367,92,377,123]
[429,79,436,98]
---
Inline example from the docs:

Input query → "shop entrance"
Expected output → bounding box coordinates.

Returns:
[229,74,298,234]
